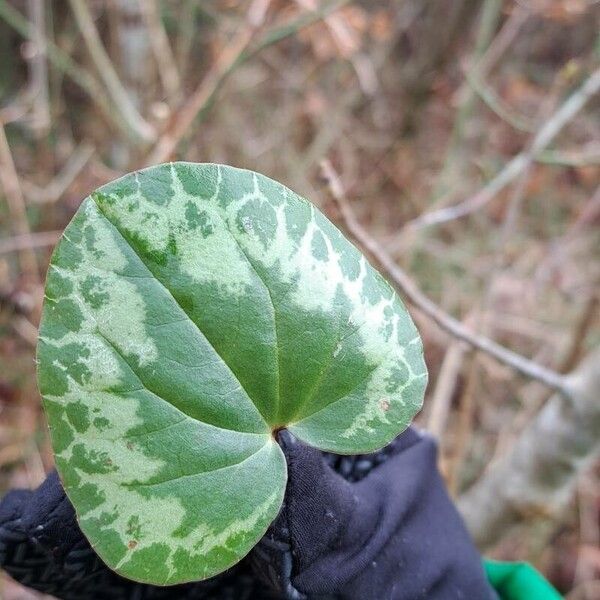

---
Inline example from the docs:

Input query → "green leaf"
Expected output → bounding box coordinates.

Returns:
[37,163,427,585]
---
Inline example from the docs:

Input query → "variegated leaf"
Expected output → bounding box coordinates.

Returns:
[37,163,427,585]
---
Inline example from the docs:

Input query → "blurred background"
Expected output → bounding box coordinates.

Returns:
[0,0,599,597]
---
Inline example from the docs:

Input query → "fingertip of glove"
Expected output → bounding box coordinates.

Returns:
[0,473,67,545]
[20,470,73,531]
[276,429,332,482]
[276,428,298,451]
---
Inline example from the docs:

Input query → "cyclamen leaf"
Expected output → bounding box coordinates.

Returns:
[37,163,427,585]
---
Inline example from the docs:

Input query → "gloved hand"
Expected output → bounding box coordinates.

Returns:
[0,428,495,599]
[251,428,496,599]
[0,469,264,600]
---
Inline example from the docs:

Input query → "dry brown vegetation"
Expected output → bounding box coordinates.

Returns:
[0,1,599,597]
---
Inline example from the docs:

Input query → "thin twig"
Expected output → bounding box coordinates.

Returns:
[493,294,599,462]
[0,123,40,286]
[409,66,600,230]
[246,0,351,60]
[0,0,134,141]
[448,351,479,495]
[26,0,50,135]
[535,185,600,284]
[0,230,62,255]
[68,0,156,144]
[450,159,545,477]
[175,1,206,76]
[474,4,530,79]
[320,159,571,396]
[483,70,568,330]
[472,79,561,357]
[430,0,504,202]
[296,0,376,95]
[446,93,546,483]
[22,143,95,204]
[12,315,38,347]
[536,145,600,167]
[145,0,271,165]
[574,474,600,590]
[465,69,536,132]
[427,337,470,439]
[139,0,181,106]
[0,87,36,124]
[145,0,350,165]
[559,295,598,377]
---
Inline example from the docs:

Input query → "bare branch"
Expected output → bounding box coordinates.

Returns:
[12,315,38,346]
[0,87,35,124]
[430,0,504,201]
[427,338,469,439]
[22,143,95,204]
[145,0,351,165]
[465,69,535,132]
[0,0,137,141]
[535,185,600,284]
[409,66,600,230]
[139,0,182,106]
[0,123,40,286]
[473,4,530,79]
[26,0,50,135]
[536,144,600,167]
[145,0,271,165]
[320,159,570,396]
[247,0,351,59]
[68,0,156,144]
[0,230,62,255]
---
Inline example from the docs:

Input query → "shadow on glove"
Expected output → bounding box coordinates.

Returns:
[252,428,496,600]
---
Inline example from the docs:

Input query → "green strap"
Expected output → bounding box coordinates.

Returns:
[484,559,562,599]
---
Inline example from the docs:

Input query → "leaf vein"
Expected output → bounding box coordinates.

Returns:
[214,211,282,424]
[93,327,262,435]
[291,361,379,425]
[122,443,270,489]
[89,197,269,431]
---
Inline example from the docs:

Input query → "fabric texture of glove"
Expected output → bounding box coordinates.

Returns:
[0,471,266,599]
[0,428,496,599]
[251,428,496,599]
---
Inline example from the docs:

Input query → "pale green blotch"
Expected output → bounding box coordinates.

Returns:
[213,167,426,445]
[44,200,158,368]
[93,166,256,296]
[38,162,427,585]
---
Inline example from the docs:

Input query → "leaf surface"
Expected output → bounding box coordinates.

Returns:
[38,163,427,584]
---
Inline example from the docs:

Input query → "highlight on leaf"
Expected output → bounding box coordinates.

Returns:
[37,162,427,585]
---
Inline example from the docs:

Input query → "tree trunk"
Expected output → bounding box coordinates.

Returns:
[458,349,600,549]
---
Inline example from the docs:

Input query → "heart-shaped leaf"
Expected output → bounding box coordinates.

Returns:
[38,163,427,585]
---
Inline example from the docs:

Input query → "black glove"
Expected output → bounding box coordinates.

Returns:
[251,428,496,599]
[0,428,494,599]
[0,470,264,600]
